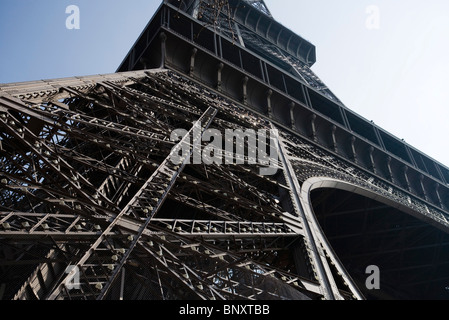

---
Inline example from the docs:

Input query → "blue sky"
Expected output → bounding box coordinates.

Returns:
[0,0,160,82]
[1,0,448,168]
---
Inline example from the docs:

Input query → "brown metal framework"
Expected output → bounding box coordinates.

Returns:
[1,0,449,301]
[1,69,361,300]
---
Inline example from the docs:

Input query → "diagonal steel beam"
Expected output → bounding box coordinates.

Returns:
[46,106,217,300]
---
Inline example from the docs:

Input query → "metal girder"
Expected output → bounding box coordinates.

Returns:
[0,212,103,241]
[1,0,448,301]
[46,106,218,300]
[0,69,348,300]
[0,214,299,242]
[135,231,322,300]
[151,218,301,238]
[276,128,449,232]
[275,126,348,300]
[0,70,153,102]
[3,66,435,300]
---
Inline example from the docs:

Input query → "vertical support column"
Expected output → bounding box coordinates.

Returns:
[266,89,273,118]
[309,114,317,142]
[189,48,198,76]
[368,146,376,174]
[119,268,126,301]
[159,32,167,69]
[435,183,443,209]
[289,102,295,130]
[419,175,428,201]
[386,156,394,183]
[403,165,411,192]
[139,57,148,70]
[216,62,224,91]
[242,76,249,105]
[349,136,357,164]
[330,125,338,153]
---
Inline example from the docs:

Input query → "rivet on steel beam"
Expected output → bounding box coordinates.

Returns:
[21,221,31,228]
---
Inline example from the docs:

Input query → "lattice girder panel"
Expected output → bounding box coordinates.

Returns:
[132,229,322,300]
[45,104,218,300]
[279,131,449,231]
[1,69,361,300]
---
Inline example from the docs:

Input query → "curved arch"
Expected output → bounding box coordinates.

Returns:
[299,176,449,299]
[298,177,374,299]
[300,177,445,234]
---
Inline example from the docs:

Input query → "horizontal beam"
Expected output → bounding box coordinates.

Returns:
[151,218,301,238]
[0,69,161,101]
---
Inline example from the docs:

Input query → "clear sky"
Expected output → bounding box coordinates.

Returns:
[1,0,448,168]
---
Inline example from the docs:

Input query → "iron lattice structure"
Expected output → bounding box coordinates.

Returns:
[0,70,353,300]
[1,0,449,300]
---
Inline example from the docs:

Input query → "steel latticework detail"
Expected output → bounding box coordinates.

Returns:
[0,70,343,300]
[1,0,449,300]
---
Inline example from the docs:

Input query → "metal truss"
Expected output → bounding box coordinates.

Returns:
[279,132,449,231]
[2,63,448,300]
[236,26,342,103]
[0,69,363,300]
[243,0,272,17]
[187,0,341,103]
[2,0,448,301]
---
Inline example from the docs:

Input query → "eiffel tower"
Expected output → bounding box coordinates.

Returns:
[1,0,448,301]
